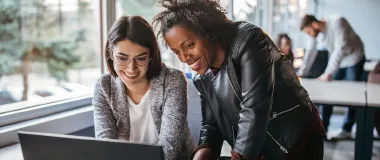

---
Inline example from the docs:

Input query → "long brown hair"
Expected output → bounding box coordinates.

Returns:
[105,16,162,80]
[275,33,294,63]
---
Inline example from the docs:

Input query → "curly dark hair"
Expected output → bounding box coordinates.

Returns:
[152,0,235,47]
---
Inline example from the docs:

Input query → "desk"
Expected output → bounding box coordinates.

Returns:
[301,78,371,160]
[300,78,367,106]
[0,144,23,160]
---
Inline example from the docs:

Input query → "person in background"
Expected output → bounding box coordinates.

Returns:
[92,16,195,160]
[275,33,295,63]
[300,14,365,140]
[153,0,326,159]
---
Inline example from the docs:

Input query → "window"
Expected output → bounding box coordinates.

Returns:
[0,0,101,113]
[115,0,190,72]
[113,0,311,72]
[271,0,309,67]
[232,0,262,26]
[219,0,232,19]
[272,0,309,48]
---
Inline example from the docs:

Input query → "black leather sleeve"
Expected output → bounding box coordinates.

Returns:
[232,28,275,158]
[193,79,224,156]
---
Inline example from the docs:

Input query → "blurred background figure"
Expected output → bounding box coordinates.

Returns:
[275,33,295,63]
[300,14,365,140]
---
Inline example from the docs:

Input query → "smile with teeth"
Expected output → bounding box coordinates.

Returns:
[125,73,138,78]
[189,59,200,69]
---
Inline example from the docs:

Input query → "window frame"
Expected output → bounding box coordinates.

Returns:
[0,0,116,147]
[0,96,93,127]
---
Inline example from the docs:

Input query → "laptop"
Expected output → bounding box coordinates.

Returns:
[18,131,164,160]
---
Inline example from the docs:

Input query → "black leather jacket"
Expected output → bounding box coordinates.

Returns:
[193,22,325,159]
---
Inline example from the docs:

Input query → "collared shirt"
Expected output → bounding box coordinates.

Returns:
[299,16,365,76]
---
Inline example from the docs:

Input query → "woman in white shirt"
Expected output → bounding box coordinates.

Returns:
[93,16,195,160]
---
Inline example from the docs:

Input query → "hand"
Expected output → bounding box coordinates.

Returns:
[192,148,215,160]
[318,73,333,81]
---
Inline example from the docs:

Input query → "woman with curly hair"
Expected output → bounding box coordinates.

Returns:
[153,0,326,160]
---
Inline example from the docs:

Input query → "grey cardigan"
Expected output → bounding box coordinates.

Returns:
[93,66,195,160]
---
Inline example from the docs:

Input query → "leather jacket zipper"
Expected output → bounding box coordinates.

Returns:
[269,105,300,121]
[266,131,289,154]
[266,104,300,154]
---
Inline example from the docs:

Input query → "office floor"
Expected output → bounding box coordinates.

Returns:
[1,114,380,160]
[322,114,380,160]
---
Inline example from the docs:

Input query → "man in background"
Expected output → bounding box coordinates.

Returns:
[300,14,365,140]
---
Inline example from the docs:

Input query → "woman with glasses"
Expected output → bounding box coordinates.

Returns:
[93,16,195,160]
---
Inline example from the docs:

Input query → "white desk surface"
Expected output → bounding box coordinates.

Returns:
[300,78,367,107]
[0,144,23,160]
[367,83,380,107]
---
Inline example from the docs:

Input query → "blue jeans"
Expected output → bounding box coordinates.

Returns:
[320,58,365,132]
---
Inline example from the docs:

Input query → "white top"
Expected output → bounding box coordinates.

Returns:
[127,89,159,144]
[299,16,365,76]
[322,16,364,74]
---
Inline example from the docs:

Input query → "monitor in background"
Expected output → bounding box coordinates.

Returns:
[18,131,163,160]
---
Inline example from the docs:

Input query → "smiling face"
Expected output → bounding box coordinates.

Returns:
[163,25,218,75]
[112,39,150,87]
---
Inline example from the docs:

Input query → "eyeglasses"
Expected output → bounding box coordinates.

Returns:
[113,55,152,66]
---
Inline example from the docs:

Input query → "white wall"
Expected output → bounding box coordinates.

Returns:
[315,0,380,60]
